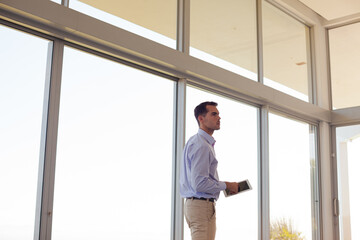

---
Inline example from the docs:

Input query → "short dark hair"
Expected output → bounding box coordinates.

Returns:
[194,101,218,126]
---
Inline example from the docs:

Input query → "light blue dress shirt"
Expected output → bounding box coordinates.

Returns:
[180,129,227,200]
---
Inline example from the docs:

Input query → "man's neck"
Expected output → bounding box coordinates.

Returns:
[200,127,214,136]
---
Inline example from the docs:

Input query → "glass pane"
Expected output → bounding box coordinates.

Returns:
[336,125,360,240]
[184,86,259,239]
[69,0,176,49]
[262,1,311,102]
[190,0,257,80]
[52,47,174,239]
[0,25,49,238]
[269,113,317,240]
[329,22,360,109]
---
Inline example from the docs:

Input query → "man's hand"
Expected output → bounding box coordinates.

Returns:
[225,182,238,194]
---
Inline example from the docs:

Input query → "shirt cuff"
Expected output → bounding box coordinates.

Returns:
[219,181,227,191]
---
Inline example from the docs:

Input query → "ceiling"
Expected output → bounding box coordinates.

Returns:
[297,0,360,21]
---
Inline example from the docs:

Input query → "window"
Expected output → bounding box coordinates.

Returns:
[52,46,175,239]
[336,124,360,240]
[184,86,259,239]
[0,25,50,239]
[269,113,318,239]
[262,1,311,102]
[69,0,177,49]
[190,0,258,80]
[329,22,360,109]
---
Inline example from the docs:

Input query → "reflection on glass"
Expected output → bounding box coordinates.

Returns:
[184,86,258,240]
[329,22,360,109]
[262,1,311,102]
[0,25,49,238]
[269,113,316,240]
[190,0,257,80]
[52,47,174,239]
[336,125,360,240]
[69,0,176,49]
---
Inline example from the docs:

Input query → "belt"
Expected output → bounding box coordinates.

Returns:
[187,197,215,202]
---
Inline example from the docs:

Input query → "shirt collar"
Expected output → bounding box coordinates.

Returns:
[198,129,216,146]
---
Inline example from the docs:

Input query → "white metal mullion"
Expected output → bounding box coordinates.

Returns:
[330,125,340,240]
[325,28,334,111]
[36,39,64,240]
[171,78,186,240]
[256,0,264,84]
[173,0,189,238]
[315,120,335,240]
[34,41,53,240]
[61,0,69,7]
[307,26,316,105]
[177,0,190,54]
[259,106,270,240]
[312,125,322,240]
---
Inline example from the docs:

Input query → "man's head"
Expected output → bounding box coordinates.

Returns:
[194,101,221,135]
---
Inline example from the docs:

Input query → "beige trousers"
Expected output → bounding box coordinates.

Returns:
[184,199,216,240]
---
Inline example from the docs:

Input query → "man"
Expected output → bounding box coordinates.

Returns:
[180,101,238,240]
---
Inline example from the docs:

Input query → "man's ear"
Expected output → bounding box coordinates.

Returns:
[198,115,203,123]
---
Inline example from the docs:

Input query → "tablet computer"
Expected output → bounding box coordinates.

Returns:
[223,179,252,197]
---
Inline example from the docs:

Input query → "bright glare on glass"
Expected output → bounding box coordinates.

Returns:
[184,86,258,240]
[262,1,310,102]
[329,22,360,109]
[69,0,176,49]
[190,0,258,80]
[52,47,174,239]
[336,125,360,240]
[0,25,49,239]
[269,113,316,240]
[50,0,61,4]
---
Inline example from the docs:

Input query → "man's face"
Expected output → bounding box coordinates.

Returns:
[199,105,221,133]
